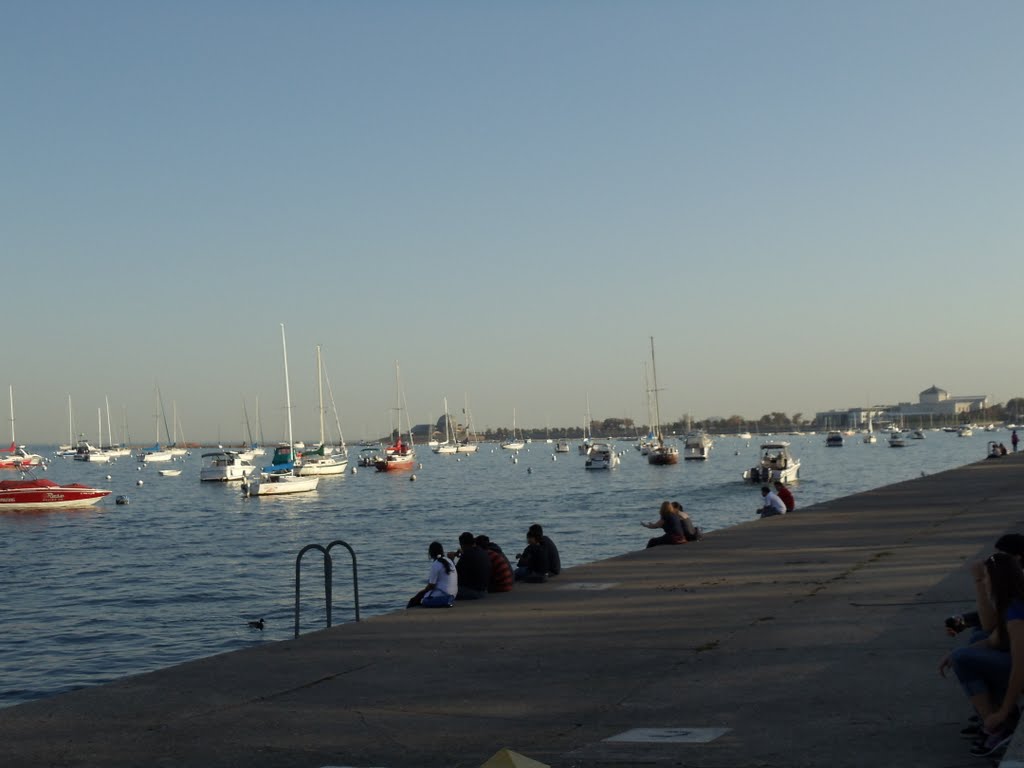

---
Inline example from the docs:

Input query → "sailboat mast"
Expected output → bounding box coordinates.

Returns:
[105,396,113,448]
[316,345,325,446]
[97,408,103,450]
[9,385,15,444]
[68,394,74,447]
[281,324,295,460]
[649,336,664,442]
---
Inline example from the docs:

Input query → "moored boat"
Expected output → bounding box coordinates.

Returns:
[584,441,620,470]
[375,361,416,472]
[683,431,713,460]
[825,431,844,447]
[0,476,110,510]
[743,441,800,483]
[199,450,256,482]
[646,337,679,466]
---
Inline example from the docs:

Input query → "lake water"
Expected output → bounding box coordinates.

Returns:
[0,430,1002,707]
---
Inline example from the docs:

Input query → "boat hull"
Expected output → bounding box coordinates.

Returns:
[375,455,415,472]
[245,473,319,495]
[295,458,348,476]
[0,480,110,510]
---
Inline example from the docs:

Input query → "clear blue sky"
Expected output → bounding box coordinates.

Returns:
[4,2,1022,444]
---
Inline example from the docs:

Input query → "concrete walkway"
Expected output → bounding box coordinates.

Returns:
[4,452,1024,767]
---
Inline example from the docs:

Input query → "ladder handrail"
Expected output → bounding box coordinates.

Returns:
[294,540,360,639]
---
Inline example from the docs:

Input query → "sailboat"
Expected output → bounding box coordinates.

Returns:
[0,386,44,470]
[137,387,174,462]
[433,397,458,454]
[501,408,526,451]
[168,402,188,456]
[375,362,416,472]
[57,395,78,456]
[296,345,349,476]
[455,394,479,453]
[646,337,679,466]
[863,411,877,444]
[105,396,132,457]
[579,395,594,455]
[245,325,320,495]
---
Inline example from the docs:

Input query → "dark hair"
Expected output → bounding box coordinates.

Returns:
[428,541,454,574]
[528,523,544,537]
[475,534,490,547]
[986,552,1024,648]
[760,485,770,493]
[459,531,475,548]
[996,533,1024,558]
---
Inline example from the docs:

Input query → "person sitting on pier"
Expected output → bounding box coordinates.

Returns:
[642,500,685,547]
[449,531,491,600]
[475,534,514,593]
[773,481,796,513]
[407,541,457,608]
[514,529,551,583]
[672,501,704,541]
[758,485,787,518]
[939,552,1024,756]
[529,523,561,576]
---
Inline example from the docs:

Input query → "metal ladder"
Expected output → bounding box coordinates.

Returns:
[294,539,360,638]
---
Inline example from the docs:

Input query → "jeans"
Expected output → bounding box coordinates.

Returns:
[952,643,1011,700]
[420,591,455,608]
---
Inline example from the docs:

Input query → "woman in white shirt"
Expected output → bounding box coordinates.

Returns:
[408,541,458,608]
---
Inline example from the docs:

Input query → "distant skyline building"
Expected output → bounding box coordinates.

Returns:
[815,385,990,429]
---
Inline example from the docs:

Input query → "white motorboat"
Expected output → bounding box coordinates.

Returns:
[910,429,926,440]
[554,439,570,453]
[584,441,620,470]
[957,425,974,437]
[682,431,712,460]
[200,451,256,482]
[743,441,800,483]
[888,431,907,448]
[158,468,182,477]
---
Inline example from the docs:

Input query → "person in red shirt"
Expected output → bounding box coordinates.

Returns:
[774,481,796,513]
[475,534,514,592]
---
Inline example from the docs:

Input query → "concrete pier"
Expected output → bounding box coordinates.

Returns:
[3,452,1024,767]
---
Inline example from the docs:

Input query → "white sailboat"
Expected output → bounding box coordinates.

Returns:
[455,394,479,453]
[245,325,320,495]
[105,396,131,456]
[1,386,44,469]
[137,387,173,462]
[296,345,348,476]
[579,394,594,455]
[168,402,188,456]
[501,408,526,450]
[433,397,458,454]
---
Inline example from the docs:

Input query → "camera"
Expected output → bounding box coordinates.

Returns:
[945,615,966,635]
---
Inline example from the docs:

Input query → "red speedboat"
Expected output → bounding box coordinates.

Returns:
[0,477,110,510]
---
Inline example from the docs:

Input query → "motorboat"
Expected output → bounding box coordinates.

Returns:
[584,442,620,470]
[357,445,382,467]
[554,439,570,453]
[743,441,800,483]
[199,450,256,482]
[910,429,926,440]
[0,476,110,510]
[158,468,182,477]
[888,431,907,448]
[73,441,111,463]
[958,425,974,437]
[682,431,712,460]
[0,442,45,470]
[825,431,844,447]
[863,432,877,444]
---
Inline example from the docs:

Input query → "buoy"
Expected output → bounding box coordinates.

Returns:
[115,495,129,505]
[512,457,518,464]
[410,474,417,482]
[350,466,357,474]
[136,479,144,486]
[105,474,112,481]
[418,463,423,469]
[527,467,532,474]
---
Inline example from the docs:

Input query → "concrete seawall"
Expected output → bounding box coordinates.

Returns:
[4,453,1024,767]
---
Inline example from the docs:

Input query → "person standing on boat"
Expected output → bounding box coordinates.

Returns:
[758,485,787,518]
[407,541,457,608]
[1013,430,1019,453]
[773,481,796,513]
